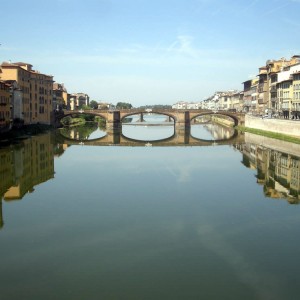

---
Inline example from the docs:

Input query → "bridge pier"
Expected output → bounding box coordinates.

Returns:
[174,125,190,144]
[105,126,121,144]
[175,111,191,128]
[138,113,145,122]
[106,111,121,130]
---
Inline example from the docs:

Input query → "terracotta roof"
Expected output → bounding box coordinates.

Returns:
[14,62,33,67]
[1,62,17,67]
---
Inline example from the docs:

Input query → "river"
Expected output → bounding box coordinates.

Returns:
[0,121,299,300]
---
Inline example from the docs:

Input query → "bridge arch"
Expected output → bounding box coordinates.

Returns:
[58,133,109,144]
[120,110,176,122]
[121,132,176,144]
[60,111,108,121]
[190,111,239,126]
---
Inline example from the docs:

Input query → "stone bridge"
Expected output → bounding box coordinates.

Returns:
[57,108,245,128]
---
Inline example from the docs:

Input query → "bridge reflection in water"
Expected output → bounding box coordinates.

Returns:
[57,125,243,147]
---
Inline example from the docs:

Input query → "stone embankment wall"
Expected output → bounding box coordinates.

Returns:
[211,116,234,127]
[245,115,300,138]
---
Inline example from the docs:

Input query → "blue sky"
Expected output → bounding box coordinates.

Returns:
[1,0,300,106]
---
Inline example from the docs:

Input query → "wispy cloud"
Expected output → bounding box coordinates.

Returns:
[166,35,198,58]
[240,0,259,13]
[260,2,290,17]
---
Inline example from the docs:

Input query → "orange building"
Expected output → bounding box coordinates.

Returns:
[0,62,54,125]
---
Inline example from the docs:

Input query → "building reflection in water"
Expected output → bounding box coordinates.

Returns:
[0,134,58,228]
[236,143,300,204]
[202,123,235,140]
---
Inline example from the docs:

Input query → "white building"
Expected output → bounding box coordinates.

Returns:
[172,101,188,109]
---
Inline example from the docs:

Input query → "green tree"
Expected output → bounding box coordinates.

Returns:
[89,100,98,109]
[116,102,132,109]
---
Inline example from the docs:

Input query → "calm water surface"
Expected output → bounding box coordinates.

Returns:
[0,123,300,300]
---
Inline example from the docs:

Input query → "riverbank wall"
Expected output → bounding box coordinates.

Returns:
[245,115,300,138]
[211,115,234,127]
[0,124,53,144]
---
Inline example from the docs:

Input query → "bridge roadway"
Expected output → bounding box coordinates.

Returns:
[58,108,245,128]
[57,126,245,147]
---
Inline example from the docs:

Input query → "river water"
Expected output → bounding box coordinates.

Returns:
[0,121,300,300]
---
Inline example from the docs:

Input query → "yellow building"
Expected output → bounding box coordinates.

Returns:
[292,72,300,119]
[277,79,292,118]
[0,81,11,131]
[0,62,54,125]
[260,55,300,115]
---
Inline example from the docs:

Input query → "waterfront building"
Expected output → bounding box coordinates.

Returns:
[53,83,70,110]
[172,101,188,109]
[242,79,252,113]
[218,93,228,110]
[257,66,269,114]
[187,102,200,109]
[256,55,300,115]
[0,81,11,131]
[275,63,300,118]
[3,80,23,125]
[230,91,243,112]
[292,72,300,119]
[250,78,258,113]
[70,93,89,110]
[218,90,238,111]
[269,71,279,113]
[277,79,292,118]
[0,62,54,125]
[199,92,221,110]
